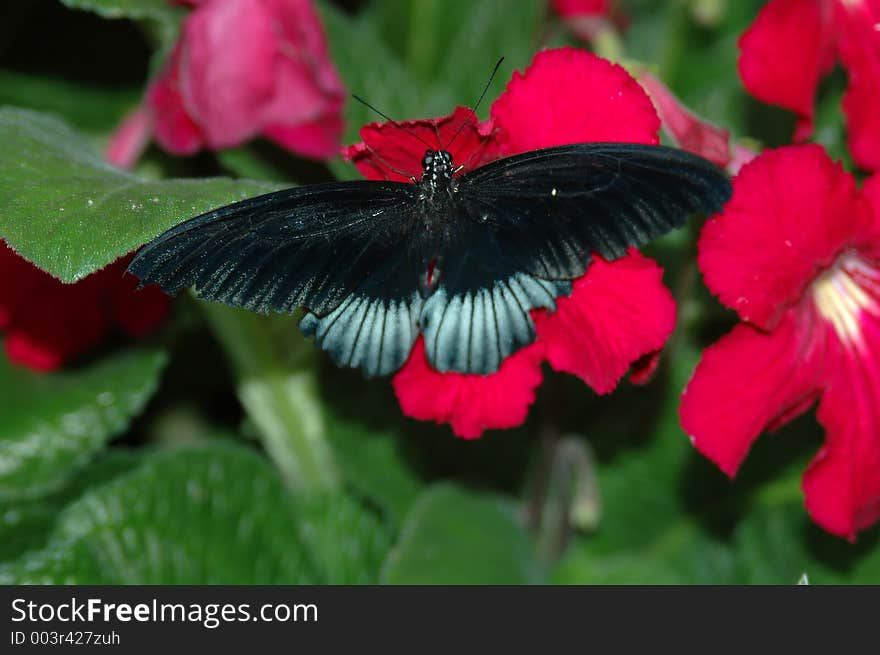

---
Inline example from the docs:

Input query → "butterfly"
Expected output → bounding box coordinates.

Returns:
[128,140,731,378]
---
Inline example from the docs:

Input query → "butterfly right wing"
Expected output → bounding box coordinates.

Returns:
[456,143,732,279]
[417,143,731,375]
[128,181,428,376]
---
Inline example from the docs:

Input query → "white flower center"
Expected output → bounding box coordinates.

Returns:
[812,252,880,351]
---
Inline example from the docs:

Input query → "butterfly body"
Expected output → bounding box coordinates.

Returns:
[129,142,732,378]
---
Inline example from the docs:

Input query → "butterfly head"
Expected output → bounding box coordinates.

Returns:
[420,150,455,190]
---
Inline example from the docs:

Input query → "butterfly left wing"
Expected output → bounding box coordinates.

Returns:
[128,181,429,376]
[419,143,731,374]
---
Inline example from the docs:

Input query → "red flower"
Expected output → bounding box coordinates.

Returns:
[551,0,621,42]
[738,0,880,170]
[106,0,345,167]
[638,71,737,170]
[680,144,880,539]
[552,0,610,14]
[349,48,676,438]
[0,244,168,372]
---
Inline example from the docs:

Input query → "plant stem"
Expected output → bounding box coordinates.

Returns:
[200,303,339,494]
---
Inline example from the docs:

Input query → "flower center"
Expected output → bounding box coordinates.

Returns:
[811,252,880,351]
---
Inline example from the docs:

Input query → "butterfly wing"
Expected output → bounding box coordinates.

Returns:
[456,142,732,279]
[128,181,428,376]
[420,143,731,374]
[420,217,572,374]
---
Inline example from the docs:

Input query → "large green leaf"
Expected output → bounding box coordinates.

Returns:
[59,0,182,22]
[0,451,140,562]
[296,494,392,584]
[0,107,281,282]
[325,414,422,526]
[0,445,318,584]
[381,484,543,584]
[58,0,185,46]
[0,349,167,501]
[0,71,139,134]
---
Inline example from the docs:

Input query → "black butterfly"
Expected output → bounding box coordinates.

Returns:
[128,142,731,377]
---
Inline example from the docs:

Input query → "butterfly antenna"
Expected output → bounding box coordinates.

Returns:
[444,57,504,151]
[363,144,419,183]
[352,94,434,150]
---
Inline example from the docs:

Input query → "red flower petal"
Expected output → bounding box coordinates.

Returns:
[0,243,48,329]
[104,258,170,338]
[862,172,880,250]
[178,0,279,149]
[491,48,659,155]
[551,0,614,41]
[843,55,880,171]
[551,0,610,16]
[628,349,662,386]
[638,71,731,168]
[253,0,345,159]
[265,114,344,160]
[533,251,676,394]
[698,145,868,329]
[105,105,153,170]
[147,43,204,154]
[835,0,880,171]
[392,338,545,439]
[727,142,759,175]
[805,316,880,540]
[737,0,835,141]
[679,313,823,477]
[343,106,500,182]
[4,280,107,372]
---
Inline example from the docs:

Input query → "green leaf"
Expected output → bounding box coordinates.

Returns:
[59,0,185,46]
[0,349,167,501]
[296,494,392,584]
[369,0,540,90]
[326,414,423,526]
[731,499,880,584]
[0,445,318,584]
[319,2,423,151]
[0,451,140,562]
[381,484,543,584]
[0,107,281,282]
[431,0,542,114]
[0,70,139,134]
[59,0,182,22]
[319,0,542,185]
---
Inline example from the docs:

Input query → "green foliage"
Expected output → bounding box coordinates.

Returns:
[0,445,386,584]
[550,349,880,584]
[0,349,166,501]
[0,108,280,282]
[320,0,541,179]
[59,0,182,22]
[0,0,876,587]
[381,484,543,584]
[59,0,185,46]
[0,445,315,583]
[0,452,140,562]
[296,493,392,584]
[0,71,139,134]
[325,414,423,526]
